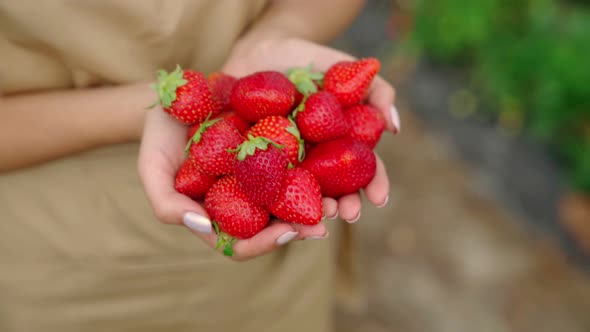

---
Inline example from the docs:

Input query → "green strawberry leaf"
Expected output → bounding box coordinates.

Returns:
[286,117,306,162]
[286,64,325,97]
[234,136,284,161]
[223,243,233,257]
[212,222,236,257]
[291,96,308,118]
[184,139,193,157]
[184,115,220,156]
[149,64,188,109]
[298,143,306,162]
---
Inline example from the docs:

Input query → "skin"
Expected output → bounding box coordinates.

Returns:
[0,0,397,261]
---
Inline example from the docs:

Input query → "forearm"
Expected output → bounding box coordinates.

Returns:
[242,0,366,44]
[0,83,152,173]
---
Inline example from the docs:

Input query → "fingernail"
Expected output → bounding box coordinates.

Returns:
[183,212,212,234]
[327,211,339,220]
[276,231,298,245]
[390,105,400,134]
[345,212,361,224]
[305,231,330,240]
[377,195,389,208]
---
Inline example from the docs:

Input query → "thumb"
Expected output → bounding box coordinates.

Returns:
[142,172,218,246]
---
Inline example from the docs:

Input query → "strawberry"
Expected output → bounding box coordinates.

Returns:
[215,111,250,135]
[246,116,304,166]
[295,91,349,143]
[205,176,270,256]
[234,136,289,207]
[300,138,376,198]
[186,118,243,176]
[230,71,297,123]
[186,111,250,140]
[269,167,322,225]
[208,72,237,112]
[323,58,381,108]
[344,104,386,149]
[151,65,221,124]
[174,159,217,200]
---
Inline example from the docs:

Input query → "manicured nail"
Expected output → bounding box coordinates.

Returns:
[327,211,339,220]
[390,105,400,134]
[345,212,361,224]
[305,231,330,240]
[183,212,212,234]
[276,231,299,245]
[377,195,389,208]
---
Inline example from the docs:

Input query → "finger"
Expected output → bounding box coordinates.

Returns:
[138,110,215,235]
[367,76,400,134]
[290,222,328,240]
[338,192,362,223]
[322,197,339,220]
[364,154,390,208]
[231,222,298,261]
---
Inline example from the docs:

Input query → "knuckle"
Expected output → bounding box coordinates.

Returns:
[152,205,172,224]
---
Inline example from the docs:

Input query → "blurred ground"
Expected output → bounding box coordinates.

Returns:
[331,1,590,331]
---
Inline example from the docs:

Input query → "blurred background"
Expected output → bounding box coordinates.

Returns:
[331,0,590,331]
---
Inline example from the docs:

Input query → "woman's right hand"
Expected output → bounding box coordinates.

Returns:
[137,107,328,261]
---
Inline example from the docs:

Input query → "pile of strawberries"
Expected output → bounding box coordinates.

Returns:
[152,58,386,256]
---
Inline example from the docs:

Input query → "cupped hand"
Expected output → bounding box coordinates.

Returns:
[138,106,327,262]
[223,37,399,222]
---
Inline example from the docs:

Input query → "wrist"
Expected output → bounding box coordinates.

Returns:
[102,83,152,145]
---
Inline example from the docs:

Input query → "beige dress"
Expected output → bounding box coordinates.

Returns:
[0,1,344,331]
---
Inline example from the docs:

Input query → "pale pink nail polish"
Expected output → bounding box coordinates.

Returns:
[276,231,298,245]
[183,212,212,234]
[390,105,400,134]
[346,212,361,224]
[377,195,389,208]
[305,232,330,240]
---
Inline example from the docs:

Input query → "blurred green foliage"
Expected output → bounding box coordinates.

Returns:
[405,0,590,191]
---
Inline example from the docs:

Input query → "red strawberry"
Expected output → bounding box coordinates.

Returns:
[205,176,270,256]
[295,91,349,143]
[230,71,297,123]
[300,138,376,198]
[344,104,386,149]
[208,72,237,112]
[234,136,289,207]
[247,116,304,166]
[174,159,217,200]
[269,168,322,225]
[323,58,381,107]
[186,111,250,139]
[216,111,250,135]
[186,118,243,176]
[151,65,221,124]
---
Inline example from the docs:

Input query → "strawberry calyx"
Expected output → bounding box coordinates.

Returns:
[149,64,188,109]
[230,135,283,161]
[184,114,220,155]
[213,221,237,257]
[287,64,324,118]
[286,64,324,96]
[286,116,306,162]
